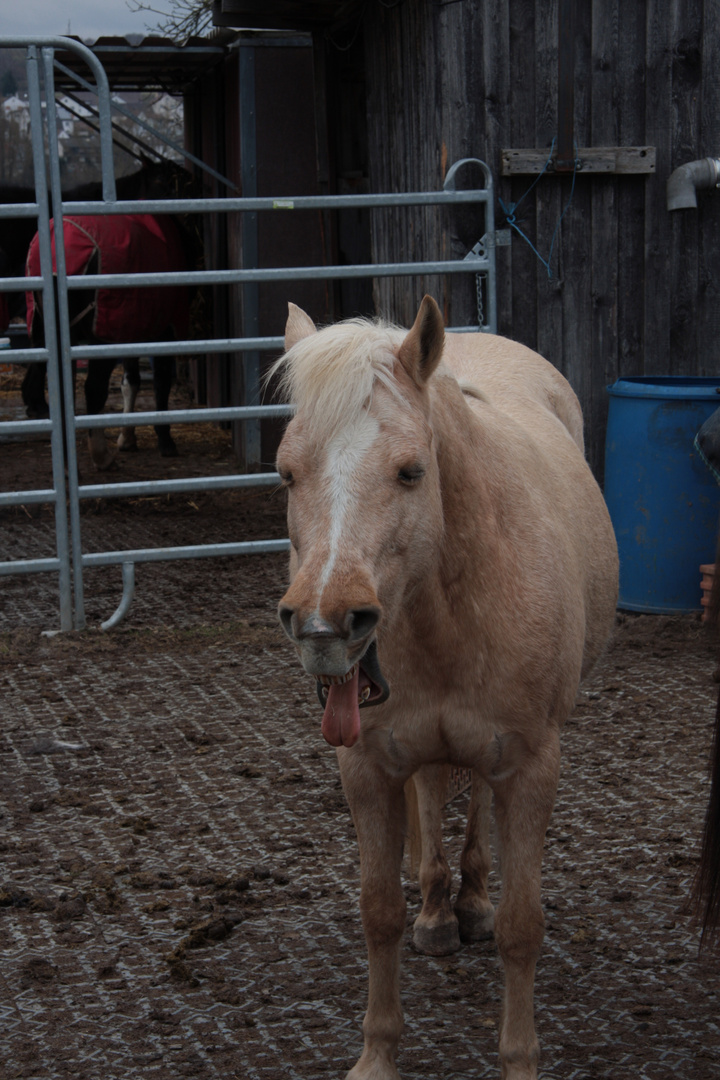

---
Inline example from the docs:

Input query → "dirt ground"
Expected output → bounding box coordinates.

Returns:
[1,373,720,1080]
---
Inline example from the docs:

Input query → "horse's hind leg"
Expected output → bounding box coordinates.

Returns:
[21,362,49,419]
[340,754,405,1080]
[152,355,178,457]
[409,764,462,956]
[492,732,560,1080]
[455,772,495,942]
[117,359,140,452]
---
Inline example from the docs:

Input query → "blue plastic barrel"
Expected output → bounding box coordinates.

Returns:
[604,376,720,613]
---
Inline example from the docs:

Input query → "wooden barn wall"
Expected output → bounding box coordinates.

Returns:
[358,0,720,480]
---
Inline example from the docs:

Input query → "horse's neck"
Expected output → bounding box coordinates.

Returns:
[428,384,499,590]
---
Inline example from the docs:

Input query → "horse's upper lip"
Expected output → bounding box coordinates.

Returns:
[315,639,389,709]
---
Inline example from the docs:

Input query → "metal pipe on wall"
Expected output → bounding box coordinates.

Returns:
[667,157,720,210]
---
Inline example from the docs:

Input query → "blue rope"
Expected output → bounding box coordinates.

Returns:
[499,138,580,279]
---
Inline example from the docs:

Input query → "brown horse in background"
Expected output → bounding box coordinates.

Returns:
[272,296,618,1079]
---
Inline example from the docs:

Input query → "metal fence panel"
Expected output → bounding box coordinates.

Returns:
[0,36,498,632]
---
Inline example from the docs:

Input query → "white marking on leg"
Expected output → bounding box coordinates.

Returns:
[118,372,138,449]
[121,372,137,414]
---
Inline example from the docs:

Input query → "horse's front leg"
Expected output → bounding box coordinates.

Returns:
[117,358,140,452]
[491,732,560,1080]
[152,355,178,457]
[409,764,462,955]
[84,357,117,470]
[338,750,406,1080]
[455,771,495,942]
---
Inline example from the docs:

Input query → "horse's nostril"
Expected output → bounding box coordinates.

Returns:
[278,604,295,639]
[347,607,380,641]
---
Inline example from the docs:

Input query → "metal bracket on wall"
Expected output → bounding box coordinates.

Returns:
[501,146,656,176]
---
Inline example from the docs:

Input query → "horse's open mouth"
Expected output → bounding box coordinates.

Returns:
[315,641,389,748]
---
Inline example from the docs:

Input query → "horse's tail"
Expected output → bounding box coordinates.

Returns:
[691,688,720,951]
[404,775,421,878]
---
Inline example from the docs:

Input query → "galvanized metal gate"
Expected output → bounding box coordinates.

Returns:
[0,36,500,633]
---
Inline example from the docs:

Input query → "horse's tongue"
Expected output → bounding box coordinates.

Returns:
[321,668,361,748]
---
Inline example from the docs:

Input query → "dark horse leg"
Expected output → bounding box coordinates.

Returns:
[116,355,177,457]
[84,356,118,470]
[152,355,178,457]
[21,362,50,419]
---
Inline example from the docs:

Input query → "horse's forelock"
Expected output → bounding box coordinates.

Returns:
[271,318,407,438]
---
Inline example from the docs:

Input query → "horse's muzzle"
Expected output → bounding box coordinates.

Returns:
[278,603,381,675]
[314,639,390,710]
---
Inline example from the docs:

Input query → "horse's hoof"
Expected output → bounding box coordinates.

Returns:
[117,434,138,452]
[159,439,178,458]
[93,455,118,471]
[412,919,462,956]
[455,904,495,943]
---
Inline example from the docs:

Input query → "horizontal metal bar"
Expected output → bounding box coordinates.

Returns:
[75,405,293,430]
[68,335,285,361]
[60,189,491,216]
[0,487,58,506]
[68,257,491,291]
[81,538,291,568]
[0,419,54,436]
[0,276,43,291]
[0,557,61,575]
[0,203,38,219]
[0,349,48,364]
[78,471,282,500]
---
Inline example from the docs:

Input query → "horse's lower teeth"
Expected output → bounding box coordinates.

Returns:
[321,686,329,700]
[359,686,371,703]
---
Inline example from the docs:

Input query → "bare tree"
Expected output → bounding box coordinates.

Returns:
[126,0,215,42]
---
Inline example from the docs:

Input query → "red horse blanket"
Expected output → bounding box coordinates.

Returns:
[25,213,190,343]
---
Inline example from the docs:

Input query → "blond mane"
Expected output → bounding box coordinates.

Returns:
[268,317,408,440]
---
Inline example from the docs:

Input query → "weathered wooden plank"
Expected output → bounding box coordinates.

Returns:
[501,145,656,174]
[586,0,619,480]
[559,0,594,458]
[614,0,647,385]
[644,0,674,378]
[697,0,720,374]
[534,0,564,368]
[505,0,538,345]
[667,0,703,376]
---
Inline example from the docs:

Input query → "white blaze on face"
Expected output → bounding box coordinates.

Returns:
[318,409,380,596]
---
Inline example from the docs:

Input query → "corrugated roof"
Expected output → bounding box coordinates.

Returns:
[52,34,232,94]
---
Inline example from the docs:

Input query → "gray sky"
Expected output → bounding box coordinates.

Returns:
[2,1,162,42]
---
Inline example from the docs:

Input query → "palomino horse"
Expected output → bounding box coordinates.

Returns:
[272,296,619,1079]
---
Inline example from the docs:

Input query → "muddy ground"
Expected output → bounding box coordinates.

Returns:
[1,372,719,1080]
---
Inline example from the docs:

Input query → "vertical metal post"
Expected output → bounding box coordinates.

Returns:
[42,47,87,629]
[239,44,261,469]
[26,46,73,631]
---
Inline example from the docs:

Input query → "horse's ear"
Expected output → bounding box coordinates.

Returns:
[397,295,445,385]
[285,303,317,351]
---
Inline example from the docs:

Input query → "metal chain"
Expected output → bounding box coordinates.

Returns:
[475,272,485,329]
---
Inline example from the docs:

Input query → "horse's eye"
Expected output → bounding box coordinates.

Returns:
[279,469,294,487]
[398,465,424,485]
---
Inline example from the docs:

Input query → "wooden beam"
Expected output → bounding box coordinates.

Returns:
[501,146,656,175]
